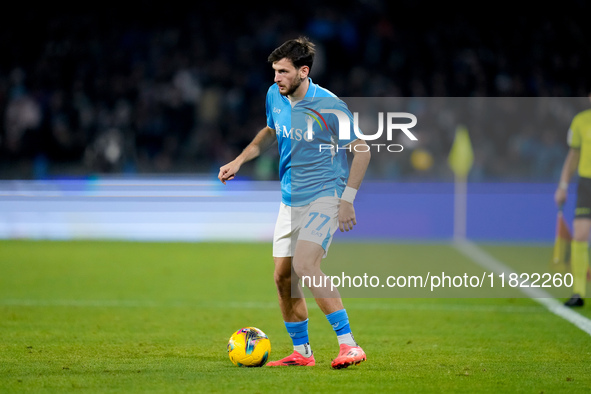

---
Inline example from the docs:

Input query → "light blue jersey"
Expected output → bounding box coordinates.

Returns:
[265,78,357,207]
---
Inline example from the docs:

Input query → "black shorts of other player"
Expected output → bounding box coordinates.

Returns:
[575,177,591,218]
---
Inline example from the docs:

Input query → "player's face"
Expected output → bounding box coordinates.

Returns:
[272,58,306,96]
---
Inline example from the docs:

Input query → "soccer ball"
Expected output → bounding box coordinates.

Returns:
[227,327,271,367]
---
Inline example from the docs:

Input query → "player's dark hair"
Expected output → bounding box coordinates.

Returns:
[268,36,315,72]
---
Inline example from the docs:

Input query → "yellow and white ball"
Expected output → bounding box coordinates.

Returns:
[227,327,271,367]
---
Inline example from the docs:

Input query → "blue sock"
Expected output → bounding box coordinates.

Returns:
[326,309,357,346]
[326,309,351,336]
[285,319,310,346]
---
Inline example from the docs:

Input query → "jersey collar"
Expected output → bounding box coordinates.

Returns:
[304,78,318,100]
[283,78,318,106]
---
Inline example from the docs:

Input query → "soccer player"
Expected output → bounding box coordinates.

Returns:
[555,92,591,307]
[218,37,371,368]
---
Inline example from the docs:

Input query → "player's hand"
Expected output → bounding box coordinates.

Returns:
[554,187,567,208]
[218,160,241,184]
[338,201,357,232]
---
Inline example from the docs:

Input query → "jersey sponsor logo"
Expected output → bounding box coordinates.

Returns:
[273,107,281,114]
[276,124,315,142]
[273,109,324,142]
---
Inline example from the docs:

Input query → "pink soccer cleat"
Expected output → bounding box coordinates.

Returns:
[331,344,366,369]
[266,351,315,366]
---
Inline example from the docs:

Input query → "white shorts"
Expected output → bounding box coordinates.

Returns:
[273,196,340,258]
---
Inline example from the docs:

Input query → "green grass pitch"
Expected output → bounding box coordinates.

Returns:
[1,240,591,393]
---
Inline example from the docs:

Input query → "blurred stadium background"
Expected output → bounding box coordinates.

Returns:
[1,2,591,242]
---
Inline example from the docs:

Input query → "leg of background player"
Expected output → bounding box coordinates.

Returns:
[566,219,591,306]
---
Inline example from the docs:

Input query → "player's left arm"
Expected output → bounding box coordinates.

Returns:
[338,139,371,232]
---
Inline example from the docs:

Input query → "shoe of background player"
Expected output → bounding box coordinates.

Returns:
[266,351,315,366]
[564,293,584,307]
[331,344,367,369]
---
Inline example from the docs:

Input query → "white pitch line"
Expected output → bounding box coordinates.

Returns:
[0,298,546,314]
[454,239,591,336]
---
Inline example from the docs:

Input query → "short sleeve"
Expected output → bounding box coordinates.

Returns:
[569,115,581,148]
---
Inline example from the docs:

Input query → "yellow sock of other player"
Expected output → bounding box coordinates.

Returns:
[571,240,589,297]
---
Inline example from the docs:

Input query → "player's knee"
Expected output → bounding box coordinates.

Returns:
[274,272,293,297]
[573,219,591,241]
[573,226,591,242]
[292,260,315,280]
[274,267,291,288]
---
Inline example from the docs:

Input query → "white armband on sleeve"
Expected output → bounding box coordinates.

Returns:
[341,186,358,204]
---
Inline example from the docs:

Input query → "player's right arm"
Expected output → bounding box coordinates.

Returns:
[555,147,580,207]
[218,126,276,184]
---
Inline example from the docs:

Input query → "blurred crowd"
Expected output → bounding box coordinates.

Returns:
[0,2,590,181]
